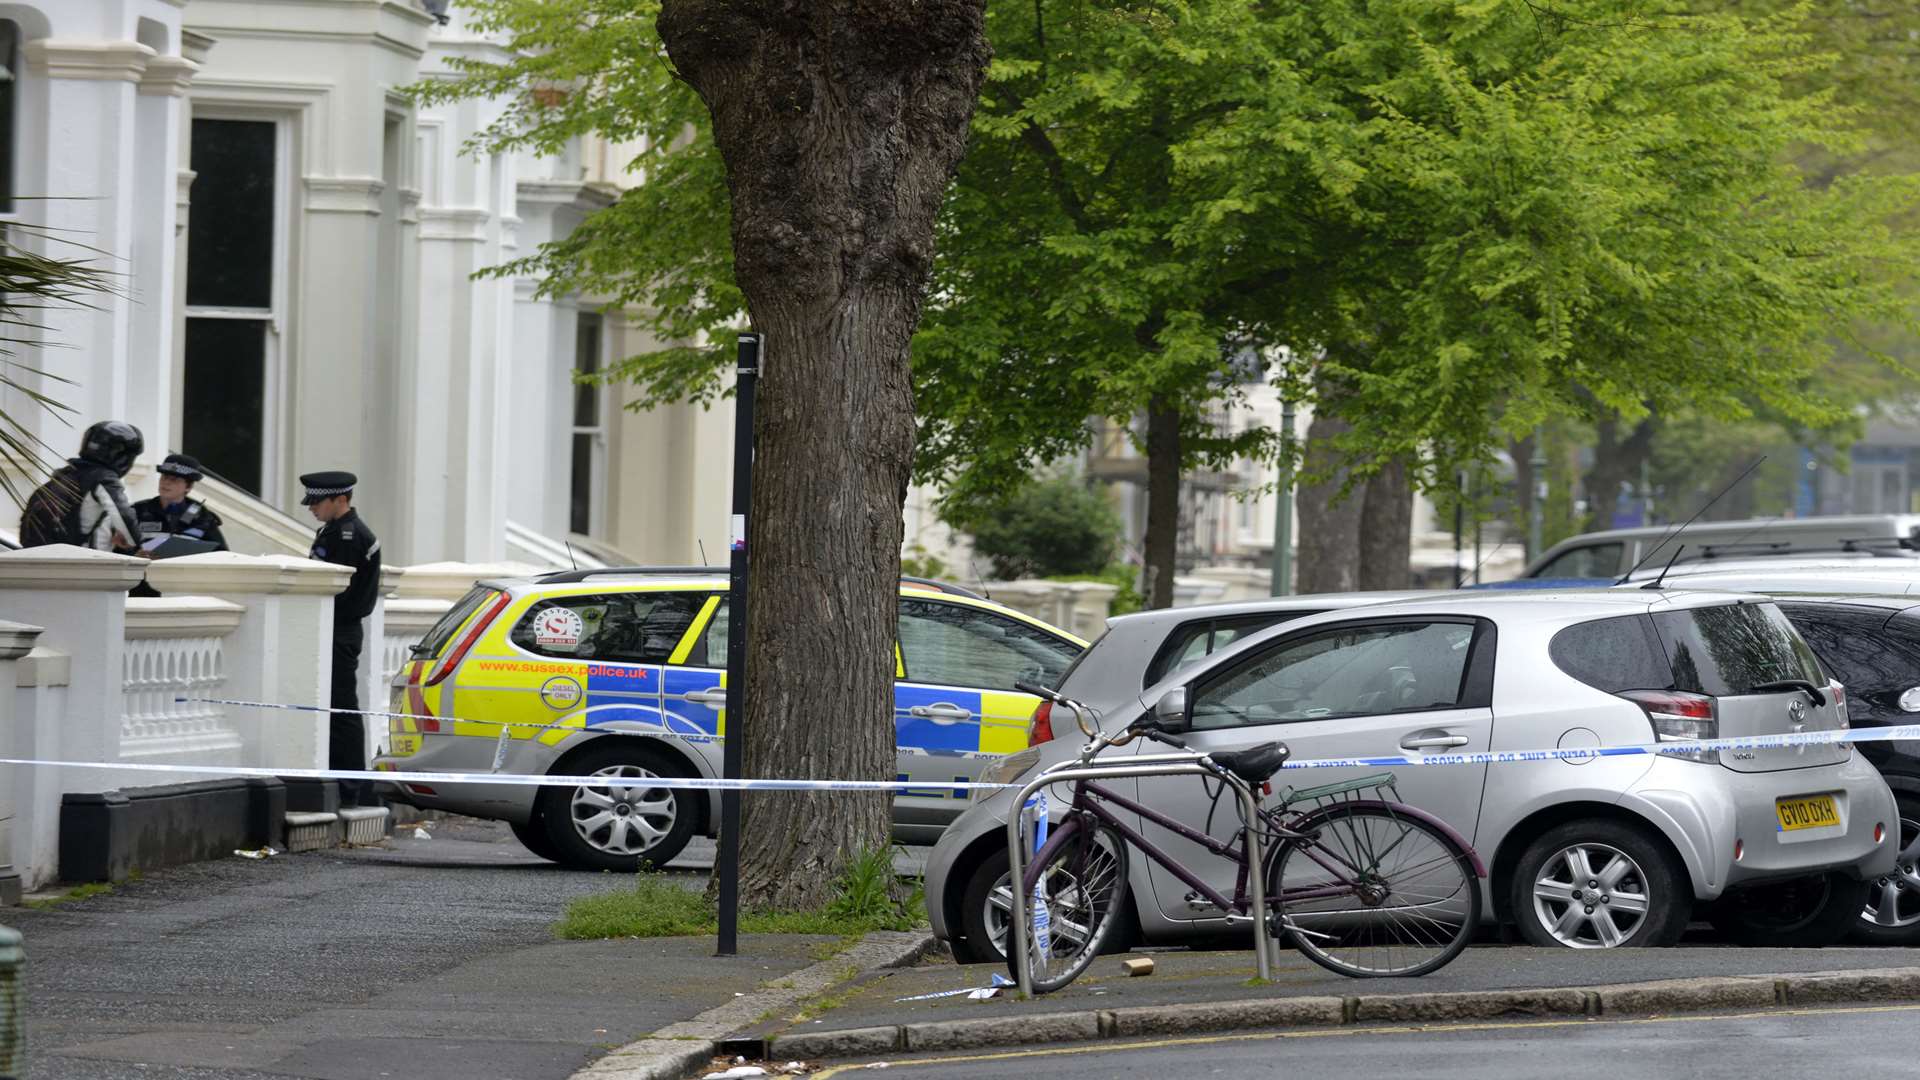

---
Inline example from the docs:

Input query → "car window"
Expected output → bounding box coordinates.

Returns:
[898,599,1082,692]
[1648,602,1825,695]
[1144,613,1306,687]
[509,591,704,664]
[1191,621,1476,730]
[1532,543,1624,579]
[1549,615,1673,694]
[691,599,731,668]
[1780,605,1919,693]
[415,586,497,659]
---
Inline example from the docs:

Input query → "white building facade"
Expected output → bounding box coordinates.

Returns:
[0,0,739,568]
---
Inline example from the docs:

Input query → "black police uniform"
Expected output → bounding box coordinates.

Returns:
[305,471,382,807]
[130,497,227,551]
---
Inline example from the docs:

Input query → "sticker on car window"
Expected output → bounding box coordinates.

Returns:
[533,607,584,648]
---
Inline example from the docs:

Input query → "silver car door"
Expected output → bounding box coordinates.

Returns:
[1136,617,1495,925]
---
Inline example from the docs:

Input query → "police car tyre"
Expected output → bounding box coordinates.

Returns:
[1852,795,1920,946]
[509,816,563,863]
[1511,819,1690,948]
[1710,870,1870,948]
[539,742,698,871]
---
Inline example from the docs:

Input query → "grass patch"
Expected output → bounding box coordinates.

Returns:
[25,881,116,909]
[555,847,927,941]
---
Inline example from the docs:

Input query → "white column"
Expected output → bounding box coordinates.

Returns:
[0,546,147,890]
[127,53,199,452]
[19,40,153,447]
[145,553,350,769]
[0,621,46,905]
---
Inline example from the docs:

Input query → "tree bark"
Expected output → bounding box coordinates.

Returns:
[658,0,990,911]
[1295,411,1364,594]
[1358,457,1412,590]
[1583,415,1656,531]
[1143,397,1182,609]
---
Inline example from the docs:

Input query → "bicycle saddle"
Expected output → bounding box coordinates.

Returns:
[1209,742,1290,785]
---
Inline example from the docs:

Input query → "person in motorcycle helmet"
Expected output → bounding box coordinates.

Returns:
[19,421,146,552]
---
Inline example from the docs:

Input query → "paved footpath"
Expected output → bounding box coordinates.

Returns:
[9,819,836,1080]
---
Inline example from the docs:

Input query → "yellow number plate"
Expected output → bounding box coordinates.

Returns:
[1775,794,1840,832]
[389,733,422,757]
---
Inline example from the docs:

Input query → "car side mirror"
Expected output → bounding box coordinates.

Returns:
[1900,687,1920,714]
[1152,687,1191,733]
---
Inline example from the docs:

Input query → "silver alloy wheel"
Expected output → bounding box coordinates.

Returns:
[1530,841,1652,948]
[569,764,677,856]
[1863,812,1920,929]
[980,842,1123,959]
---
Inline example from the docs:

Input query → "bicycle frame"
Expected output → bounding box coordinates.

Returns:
[1006,756,1273,997]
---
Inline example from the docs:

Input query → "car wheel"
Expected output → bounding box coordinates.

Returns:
[1511,820,1690,948]
[1710,871,1869,947]
[957,845,1135,968]
[1853,795,1920,945]
[509,816,562,863]
[539,742,698,871]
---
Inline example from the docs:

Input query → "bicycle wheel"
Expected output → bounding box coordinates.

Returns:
[1008,815,1130,994]
[1267,803,1479,978]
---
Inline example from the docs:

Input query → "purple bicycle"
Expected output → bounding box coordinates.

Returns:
[1008,683,1484,993]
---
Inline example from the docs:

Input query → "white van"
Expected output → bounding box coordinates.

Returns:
[1518,515,1920,581]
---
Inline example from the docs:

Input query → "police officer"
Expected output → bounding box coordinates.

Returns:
[20,420,144,551]
[303,470,382,808]
[131,453,228,553]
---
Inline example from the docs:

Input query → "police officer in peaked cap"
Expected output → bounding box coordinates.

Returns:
[132,453,229,553]
[303,470,382,808]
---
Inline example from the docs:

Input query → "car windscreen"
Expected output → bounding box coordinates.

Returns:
[412,586,499,660]
[1648,602,1825,696]
[1143,612,1307,687]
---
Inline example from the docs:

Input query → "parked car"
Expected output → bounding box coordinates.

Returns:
[1632,566,1920,597]
[375,568,1086,867]
[926,590,1898,962]
[1034,591,1431,738]
[1515,515,1920,583]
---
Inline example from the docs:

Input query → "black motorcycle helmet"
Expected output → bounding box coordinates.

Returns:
[78,420,144,477]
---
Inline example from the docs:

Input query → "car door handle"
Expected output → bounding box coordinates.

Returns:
[683,689,729,706]
[909,703,972,721]
[1400,733,1470,751]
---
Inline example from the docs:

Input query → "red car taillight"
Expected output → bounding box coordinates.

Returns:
[1028,699,1055,745]
[426,591,511,687]
[1618,689,1717,763]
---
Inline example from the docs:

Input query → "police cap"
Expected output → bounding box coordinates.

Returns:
[299,470,357,505]
[156,453,205,482]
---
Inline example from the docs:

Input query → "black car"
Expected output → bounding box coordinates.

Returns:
[1769,594,1920,945]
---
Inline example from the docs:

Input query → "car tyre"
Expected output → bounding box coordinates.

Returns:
[509,815,562,863]
[957,845,1135,968]
[1852,793,1920,946]
[540,741,698,871]
[1711,871,1871,948]
[1511,819,1690,948]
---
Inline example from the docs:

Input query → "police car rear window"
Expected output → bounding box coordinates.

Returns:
[414,587,497,660]
[510,592,705,664]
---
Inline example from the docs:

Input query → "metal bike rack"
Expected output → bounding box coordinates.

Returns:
[1006,756,1273,998]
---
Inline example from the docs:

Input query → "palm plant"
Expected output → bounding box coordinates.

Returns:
[0,220,115,505]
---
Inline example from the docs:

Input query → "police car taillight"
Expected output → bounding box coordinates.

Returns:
[426,591,511,687]
[1029,700,1055,745]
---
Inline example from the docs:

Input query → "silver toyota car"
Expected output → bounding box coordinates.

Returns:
[926,589,1898,959]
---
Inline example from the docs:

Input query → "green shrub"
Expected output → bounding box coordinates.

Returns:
[960,476,1120,580]
[1049,564,1144,616]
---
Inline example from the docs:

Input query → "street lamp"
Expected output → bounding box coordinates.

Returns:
[1269,395,1296,597]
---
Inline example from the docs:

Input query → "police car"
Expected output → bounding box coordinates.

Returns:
[375,567,1086,869]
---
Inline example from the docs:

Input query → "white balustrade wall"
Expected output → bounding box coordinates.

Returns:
[121,598,246,762]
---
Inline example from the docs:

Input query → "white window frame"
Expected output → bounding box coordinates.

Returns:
[570,309,608,538]
[182,110,292,502]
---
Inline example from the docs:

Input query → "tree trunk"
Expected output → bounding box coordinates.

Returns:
[1358,457,1412,590]
[1143,397,1182,609]
[1295,411,1364,594]
[1583,415,1656,532]
[658,0,990,911]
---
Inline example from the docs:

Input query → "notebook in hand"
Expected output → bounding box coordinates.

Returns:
[147,535,221,559]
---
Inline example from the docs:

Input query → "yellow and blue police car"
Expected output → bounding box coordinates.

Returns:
[375,567,1086,869]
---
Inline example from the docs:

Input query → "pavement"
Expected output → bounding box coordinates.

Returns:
[7,817,853,1080]
[751,944,1920,1061]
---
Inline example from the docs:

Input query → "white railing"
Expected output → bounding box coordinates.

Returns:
[121,597,247,762]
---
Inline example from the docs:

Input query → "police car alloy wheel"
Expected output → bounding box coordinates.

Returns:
[539,743,698,871]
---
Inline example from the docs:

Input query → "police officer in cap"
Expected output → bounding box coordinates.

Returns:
[303,470,382,807]
[131,453,228,553]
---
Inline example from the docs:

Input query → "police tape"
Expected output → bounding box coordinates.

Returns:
[5,722,1920,793]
